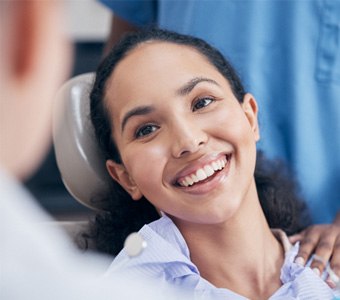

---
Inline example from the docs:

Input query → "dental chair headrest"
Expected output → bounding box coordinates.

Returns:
[53,73,111,211]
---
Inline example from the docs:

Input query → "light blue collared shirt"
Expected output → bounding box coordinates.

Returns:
[106,215,337,299]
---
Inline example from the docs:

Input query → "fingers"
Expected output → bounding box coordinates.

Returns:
[292,224,340,289]
[288,232,304,244]
[311,225,340,276]
[325,265,339,289]
[310,242,334,275]
[330,234,340,274]
[294,226,320,267]
[327,234,340,287]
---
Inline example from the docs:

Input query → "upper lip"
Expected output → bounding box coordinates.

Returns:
[172,152,231,185]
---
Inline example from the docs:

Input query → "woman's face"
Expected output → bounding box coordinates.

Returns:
[105,42,260,226]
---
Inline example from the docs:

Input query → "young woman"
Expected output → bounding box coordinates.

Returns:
[88,29,338,299]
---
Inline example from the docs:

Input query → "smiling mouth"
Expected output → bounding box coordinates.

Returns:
[176,154,231,187]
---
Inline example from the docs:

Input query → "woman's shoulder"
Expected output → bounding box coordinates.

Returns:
[105,215,199,283]
[277,240,337,299]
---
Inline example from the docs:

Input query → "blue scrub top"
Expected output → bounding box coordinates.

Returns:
[100,0,340,224]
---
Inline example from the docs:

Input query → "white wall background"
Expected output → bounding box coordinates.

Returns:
[64,0,111,41]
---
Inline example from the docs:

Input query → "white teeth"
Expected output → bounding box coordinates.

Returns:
[182,181,189,187]
[212,161,219,171]
[178,157,229,187]
[196,169,207,181]
[203,165,214,176]
[191,174,199,183]
[186,176,194,186]
[216,160,221,170]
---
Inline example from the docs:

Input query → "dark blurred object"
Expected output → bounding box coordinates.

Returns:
[24,42,104,218]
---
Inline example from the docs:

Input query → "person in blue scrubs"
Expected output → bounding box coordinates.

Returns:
[98,0,340,278]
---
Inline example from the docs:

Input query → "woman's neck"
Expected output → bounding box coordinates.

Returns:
[174,181,284,300]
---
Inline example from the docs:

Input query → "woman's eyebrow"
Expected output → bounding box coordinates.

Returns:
[121,77,219,133]
[121,105,154,133]
[176,77,220,96]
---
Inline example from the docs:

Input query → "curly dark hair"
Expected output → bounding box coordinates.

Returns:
[82,28,310,256]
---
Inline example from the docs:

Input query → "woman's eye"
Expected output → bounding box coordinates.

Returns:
[135,124,158,138]
[192,97,214,111]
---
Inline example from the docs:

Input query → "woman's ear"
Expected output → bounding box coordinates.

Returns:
[106,160,143,201]
[242,93,260,142]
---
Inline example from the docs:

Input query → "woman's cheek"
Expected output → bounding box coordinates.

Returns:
[124,142,168,181]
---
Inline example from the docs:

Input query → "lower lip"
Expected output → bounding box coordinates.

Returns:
[177,155,232,195]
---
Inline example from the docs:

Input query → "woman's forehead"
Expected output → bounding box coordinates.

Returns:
[104,41,231,119]
[119,42,218,76]
[109,42,226,93]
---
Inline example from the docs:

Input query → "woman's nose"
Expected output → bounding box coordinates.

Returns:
[170,117,208,158]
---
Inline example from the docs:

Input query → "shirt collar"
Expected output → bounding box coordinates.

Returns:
[109,215,335,299]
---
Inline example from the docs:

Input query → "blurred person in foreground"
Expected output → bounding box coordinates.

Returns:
[0,2,176,299]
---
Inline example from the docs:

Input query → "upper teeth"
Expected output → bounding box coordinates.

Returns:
[178,158,227,187]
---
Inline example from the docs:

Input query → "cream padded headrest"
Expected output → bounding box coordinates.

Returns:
[53,73,111,211]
